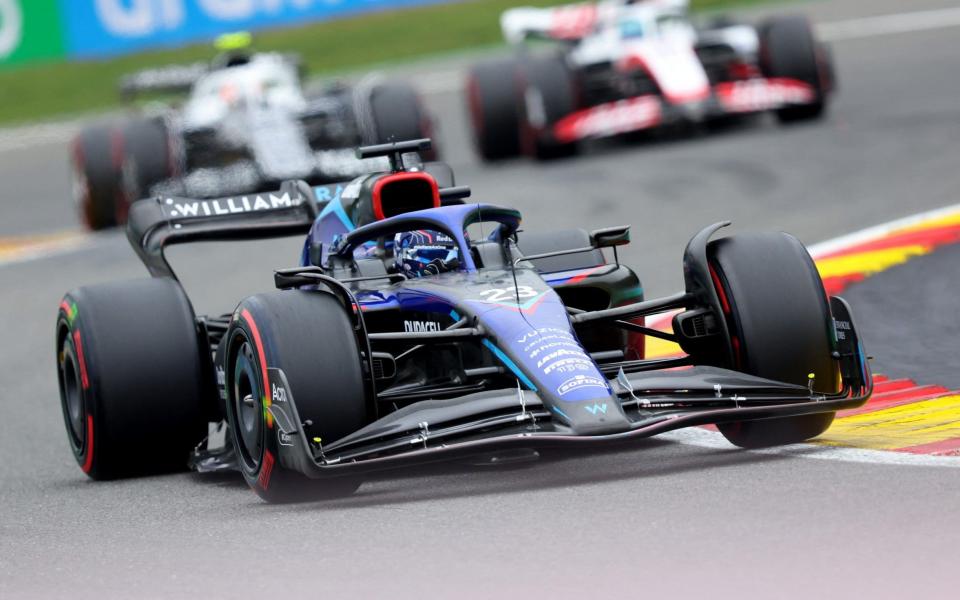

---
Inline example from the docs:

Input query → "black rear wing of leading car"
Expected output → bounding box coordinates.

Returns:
[126,180,320,279]
[119,63,210,101]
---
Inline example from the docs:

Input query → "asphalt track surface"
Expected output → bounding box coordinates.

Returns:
[2,1,960,597]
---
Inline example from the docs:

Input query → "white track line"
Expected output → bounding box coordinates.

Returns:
[661,428,960,468]
[806,202,960,258]
[816,6,960,42]
[0,119,83,153]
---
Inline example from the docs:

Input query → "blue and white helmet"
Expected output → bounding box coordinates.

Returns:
[393,230,459,277]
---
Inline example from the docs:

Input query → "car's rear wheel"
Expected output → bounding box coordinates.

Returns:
[71,124,123,230]
[55,278,209,479]
[225,290,371,503]
[707,232,839,448]
[466,58,523,161]
[120,117,175,217]
[518,55,579,160]
[759,15,832,123]
[368,81,437,160]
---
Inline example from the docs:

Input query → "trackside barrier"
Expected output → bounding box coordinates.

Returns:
[0,0,457,68]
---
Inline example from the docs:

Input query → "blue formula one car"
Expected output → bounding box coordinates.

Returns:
[55,139,872,502]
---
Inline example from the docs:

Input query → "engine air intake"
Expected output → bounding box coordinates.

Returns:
[372,172,440,220]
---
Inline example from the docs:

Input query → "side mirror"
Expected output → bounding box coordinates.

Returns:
[439,185,471,206]
[308,240,323,267]
[590,225,630,248]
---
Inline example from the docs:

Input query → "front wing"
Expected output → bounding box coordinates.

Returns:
[267,297,871,480]
[552,77,817,143]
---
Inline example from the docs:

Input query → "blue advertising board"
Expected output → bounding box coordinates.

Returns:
[61,0,449,59]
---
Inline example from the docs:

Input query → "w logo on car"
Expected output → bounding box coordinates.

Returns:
[584,403,608,415]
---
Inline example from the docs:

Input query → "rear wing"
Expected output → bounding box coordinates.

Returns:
[126,180,321,279]
[501,0,692,44]
[501,4,599,44]
[119,63,209,101]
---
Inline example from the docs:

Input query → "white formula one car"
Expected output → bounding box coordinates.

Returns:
[72,37,435,230]
[466,0,835,160]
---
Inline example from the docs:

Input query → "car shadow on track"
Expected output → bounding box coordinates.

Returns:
[272,439,794,511]
[48,437,794,507]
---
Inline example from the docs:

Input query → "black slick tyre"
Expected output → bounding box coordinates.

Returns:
[519,55,579,160]
[368,81,437,160]
[759,16,832,123]
[466,58,523,161]
[120,117,175,218]
[707,232,839,448]
[71,124,123,230]
[224,291,370,503]
[55,278,209,479]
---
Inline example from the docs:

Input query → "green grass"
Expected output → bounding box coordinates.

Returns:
[0,0,775,126]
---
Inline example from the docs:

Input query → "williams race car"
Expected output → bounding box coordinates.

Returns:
[467,0,835,160]
[71,36,435,230]
[56,139,870,503]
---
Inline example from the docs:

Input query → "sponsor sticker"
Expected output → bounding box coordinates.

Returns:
[558,375,608,396]
[715,79,815,113]
[554,96,662,143]
[834,319,851,341]
[163,192,300,219]
[404,320,441,333]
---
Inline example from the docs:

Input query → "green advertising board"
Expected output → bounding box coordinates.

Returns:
[0,0,65,67]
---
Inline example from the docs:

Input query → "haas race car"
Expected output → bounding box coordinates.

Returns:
[467,0,835,160]
[71,34,435,231]
[56,139,871,503]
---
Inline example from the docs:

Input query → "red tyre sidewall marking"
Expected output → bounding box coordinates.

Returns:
[239,309,272,429]
[72,330,89,390]
[81,415,95,474]
[240,309,274,491]
[70,326,95,474]
[258,449,275,491]
[708,263,742,370]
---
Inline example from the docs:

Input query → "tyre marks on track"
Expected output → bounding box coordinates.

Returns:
[646,203,960,460]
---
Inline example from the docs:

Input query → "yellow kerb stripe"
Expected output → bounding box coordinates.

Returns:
[815,245,930,279]
[645,336,682,359]
[816,394,960,450]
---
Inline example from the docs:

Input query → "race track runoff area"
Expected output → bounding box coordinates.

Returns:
[647,205,960,457]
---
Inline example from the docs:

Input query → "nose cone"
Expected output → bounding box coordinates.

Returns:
[550,391,632,435]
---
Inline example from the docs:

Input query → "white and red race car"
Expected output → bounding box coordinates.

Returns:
[466,0,835,160]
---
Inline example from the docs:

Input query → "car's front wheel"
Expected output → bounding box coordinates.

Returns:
[71,123,123,230]
[707,232,839,448]
[759,15,834,123]
[224,290,371,503]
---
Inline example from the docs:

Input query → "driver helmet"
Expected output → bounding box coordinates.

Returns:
[211,32,253,69]
[394,230,459,277]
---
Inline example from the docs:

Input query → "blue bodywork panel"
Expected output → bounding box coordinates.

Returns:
[301,185,631,434]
